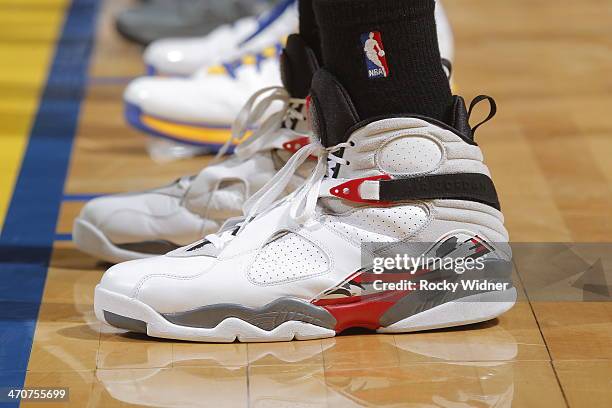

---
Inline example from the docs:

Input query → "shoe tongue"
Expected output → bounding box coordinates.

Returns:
[309,69,361,147]
[280,34,320,99]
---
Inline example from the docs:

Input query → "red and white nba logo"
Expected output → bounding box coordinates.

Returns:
[361,31,389,79]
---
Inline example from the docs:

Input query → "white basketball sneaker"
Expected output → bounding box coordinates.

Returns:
[94,68,516,342]
[76,35,319,264]
[144,0,298,76]
[125,43,285,155]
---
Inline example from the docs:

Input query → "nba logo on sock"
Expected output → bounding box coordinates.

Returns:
[361,31,389,79]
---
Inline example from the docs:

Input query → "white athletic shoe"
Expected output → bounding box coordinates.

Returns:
[76,35,319,264]
[125,44,285,153]
[94,68,515,342]
[144,0,298,76]
[76,89,310,264]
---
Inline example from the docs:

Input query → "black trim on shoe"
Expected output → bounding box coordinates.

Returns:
[379,173,501,211]
[467,95,497,135]
[280,34,320,99]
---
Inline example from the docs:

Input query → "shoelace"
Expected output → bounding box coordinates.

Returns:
[213,86,305,161]
[204,139,351,249]
[180,86,305,207]
[176,175,195,190]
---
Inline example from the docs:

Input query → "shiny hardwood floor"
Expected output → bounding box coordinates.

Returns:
[21,0,612,406]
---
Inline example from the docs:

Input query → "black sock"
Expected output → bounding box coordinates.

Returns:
[298,0,322,62]
[312,0,453,122]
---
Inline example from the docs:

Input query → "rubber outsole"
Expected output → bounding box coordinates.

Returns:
[73,218,152,264]
[377,288,517,333]
[95,287,336,343]
[94,285,517,343]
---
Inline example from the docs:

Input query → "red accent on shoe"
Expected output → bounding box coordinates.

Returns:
[358,272,422,284]
[313,296,363,306]
[358,269,432,284]
[282,136,312,154]
[329,174,392,204]
[471,237,488,253]
[322,290,408,332]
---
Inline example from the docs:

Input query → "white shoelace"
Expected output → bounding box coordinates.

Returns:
[181,86,305,207]
[213,86,305,162]
[204,139,351,249]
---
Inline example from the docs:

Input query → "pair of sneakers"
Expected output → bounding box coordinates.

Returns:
[77,32,515,342]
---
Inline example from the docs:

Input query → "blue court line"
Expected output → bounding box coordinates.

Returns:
[0,0,98,404]
[54,234,73,242]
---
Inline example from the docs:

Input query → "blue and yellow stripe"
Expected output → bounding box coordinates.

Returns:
[0,0,98,404]
[0,0,70,231]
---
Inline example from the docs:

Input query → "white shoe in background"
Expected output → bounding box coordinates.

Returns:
[144,0,298,76]
[125,43,285,155]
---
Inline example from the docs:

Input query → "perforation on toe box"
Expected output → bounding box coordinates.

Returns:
[323,205,429,245]
[378,135,443,176]
[248,233,329,285]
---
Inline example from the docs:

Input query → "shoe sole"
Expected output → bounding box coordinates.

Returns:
[94,285,517,343]
[124,102,243,153]
[73,218,153,264]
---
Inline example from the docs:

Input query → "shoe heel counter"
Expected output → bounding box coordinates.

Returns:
[425,199,510,259]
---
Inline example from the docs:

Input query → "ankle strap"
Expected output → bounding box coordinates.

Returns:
[321,173,501,210]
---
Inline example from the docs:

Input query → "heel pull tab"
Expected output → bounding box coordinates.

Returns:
[468,95,497,135]
[441,58,453,80]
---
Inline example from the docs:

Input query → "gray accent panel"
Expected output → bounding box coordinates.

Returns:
[162,298,337,331]
[117,240,181,255]
[104,311,147,334]
[380,260,514,327]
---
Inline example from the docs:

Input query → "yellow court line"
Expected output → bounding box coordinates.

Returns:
[0,0,69,231]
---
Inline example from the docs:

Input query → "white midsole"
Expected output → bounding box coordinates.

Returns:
[95,285,517,343]
[73,218,155,264]
[94,286,336,343]
[377,288,517,333]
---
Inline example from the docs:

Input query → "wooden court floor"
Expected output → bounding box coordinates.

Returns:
[4,0,612,407]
